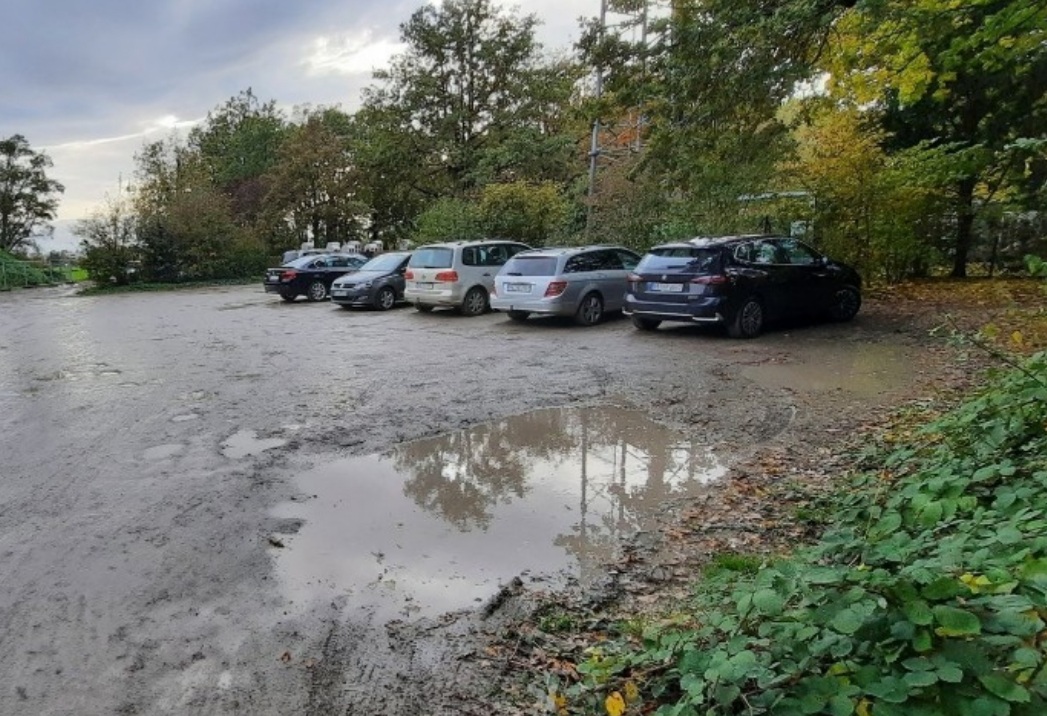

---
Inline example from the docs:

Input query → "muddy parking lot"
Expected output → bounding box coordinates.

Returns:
[0,285,929,714]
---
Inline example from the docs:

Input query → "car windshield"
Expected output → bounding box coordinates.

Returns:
[638,248,722,274]
[283,255,327,268]
[359,254,406,272]
[409,247,454,269]
[501,255,559,276]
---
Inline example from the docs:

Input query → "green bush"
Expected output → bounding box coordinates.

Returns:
[587,354,1047,715]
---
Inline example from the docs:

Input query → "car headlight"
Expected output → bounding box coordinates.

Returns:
[359,281,373,289]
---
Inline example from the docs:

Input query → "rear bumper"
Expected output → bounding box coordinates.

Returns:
[623,295,727,323]
[263,282,291,295]
[405,285,463,307]
[489,295,571,316]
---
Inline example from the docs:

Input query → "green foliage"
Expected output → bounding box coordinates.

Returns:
[0,248,57,288]
[414,198,483,244]
[76,192,140,286]
[478,182,571,246]
[0,134,65,252]
[591,353,1047,715]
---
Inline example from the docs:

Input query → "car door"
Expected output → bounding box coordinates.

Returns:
[772,238,831,315]
[391,255,410,297]
[745,240,796,319]
[605,249,641,310]
[563,251,603,308]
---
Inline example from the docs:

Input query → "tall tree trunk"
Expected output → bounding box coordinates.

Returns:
[951,177,977,278]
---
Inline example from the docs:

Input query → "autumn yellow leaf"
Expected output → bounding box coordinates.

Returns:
[624,681,640,704]
[605,691,626,716]
[1011,330,1024,348]
[550,691,567,715]
[857,698,872,716]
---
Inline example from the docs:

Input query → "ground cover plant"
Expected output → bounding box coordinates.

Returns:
[548,351,1047,715]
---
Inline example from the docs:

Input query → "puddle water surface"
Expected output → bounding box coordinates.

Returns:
[221,430,287,459]
[272,407,726,619]
[742,343,910,397]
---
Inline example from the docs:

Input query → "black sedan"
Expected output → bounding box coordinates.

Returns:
[624,235,862,338]
[330,252,412,310]
[263,253,368,302]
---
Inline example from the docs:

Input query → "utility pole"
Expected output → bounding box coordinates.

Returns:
[586,0,609,233]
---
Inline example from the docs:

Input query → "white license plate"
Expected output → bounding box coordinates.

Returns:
[415,282,435,290]
[649,282,683,293]
[504,283,531,293]
[267,276,280,283]
[332,290,347,296]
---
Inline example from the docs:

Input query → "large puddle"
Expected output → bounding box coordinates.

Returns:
[272,406,726,620]
[742,343,910,398]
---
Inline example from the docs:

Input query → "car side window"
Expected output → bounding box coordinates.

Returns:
[751,241,780,265]
[330,256,348,267]
[615,249,640,270]
[485,245,509,266]
[776,239,820,266]
[462,247,479,266]
[597,250,624,270]
[507,244,530,257]
[734,243,754,263]
[566,253,602,273]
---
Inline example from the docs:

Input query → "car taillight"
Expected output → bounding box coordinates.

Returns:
[435,270,459,282]
[404,270,414,280]
[691,275,728,285]
[280,270,297,281]
[544,281,567,297]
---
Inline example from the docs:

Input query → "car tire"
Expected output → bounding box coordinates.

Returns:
[280,292,296,303]
[828,286,861,322]
[375,287,396,311]
[306,280,327,302]
[460,287,488,317]
[507,310,530,322]
[415,304,434,313]
[631,316,661,331]
[575,292,603,326]
[728,296,764,339]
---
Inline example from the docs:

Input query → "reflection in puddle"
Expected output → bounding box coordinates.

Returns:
[742,343,909,397]
[221,430,287,459]
[272,407,726,619]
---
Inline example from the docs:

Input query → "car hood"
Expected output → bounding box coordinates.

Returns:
[335,270,385,284]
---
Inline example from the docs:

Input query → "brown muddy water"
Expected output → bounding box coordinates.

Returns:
[271,406,726,620]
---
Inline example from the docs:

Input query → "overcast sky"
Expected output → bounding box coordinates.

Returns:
[2,0,603,252]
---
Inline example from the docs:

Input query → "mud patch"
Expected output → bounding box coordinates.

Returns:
[271,406,726,621]
[221,430,288,459]
[741,342,910,397]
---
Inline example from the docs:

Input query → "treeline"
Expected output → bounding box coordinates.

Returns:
[77,0,1047,284]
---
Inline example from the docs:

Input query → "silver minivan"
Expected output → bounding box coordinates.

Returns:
[404,240,531,316]
[489,246,641,325]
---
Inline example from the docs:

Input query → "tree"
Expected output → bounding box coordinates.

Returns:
[820,0,1047,277]
[363,0,575,201]
[0,134,65,252]
[477,181,571,245]
[76,191,138,285]
[261,108,368,252]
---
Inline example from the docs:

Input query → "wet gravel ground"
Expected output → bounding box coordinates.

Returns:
[0,284,929,715]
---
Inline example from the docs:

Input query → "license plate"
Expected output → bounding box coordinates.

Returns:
[332,290,347,296]
[504,283,531,293]
[415,282,435,290]
[267,276,280,283]
[649,282,683,293]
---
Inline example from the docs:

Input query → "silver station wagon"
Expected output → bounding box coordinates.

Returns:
[490,245,641,326]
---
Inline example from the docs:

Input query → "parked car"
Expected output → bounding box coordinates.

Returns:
[624,235,862,338]
[490,246,642,326]
[263,253,368,302]
[404,240,531,316]
[330,251,412,310]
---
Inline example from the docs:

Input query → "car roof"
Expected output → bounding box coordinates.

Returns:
[417,239,528,248]
[651,234,781,251]
[513,245,630,258]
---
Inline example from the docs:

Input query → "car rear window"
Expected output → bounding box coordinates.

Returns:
[502,255,559,276]
[409,247,453,269]
[637,248,722,274]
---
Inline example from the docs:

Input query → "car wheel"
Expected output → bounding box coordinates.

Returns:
[460,287,488,317]
[507,310,530,322]
[280,292,296,303]
[575,292,603,326]
[828,286,861,322]
[728,296,764,338]
[415,303,434,313]
[306,280,327,302]
[631,316,661,331]
[375,287,396,311]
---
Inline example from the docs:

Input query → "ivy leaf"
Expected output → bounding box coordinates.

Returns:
[832,608,864,635]
[903,599,934,626]
[753,589,785,616]
[933,606,982,636]
[977,674,1030,703]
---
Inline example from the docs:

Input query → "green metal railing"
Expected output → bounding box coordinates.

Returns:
[0,261,75,291]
